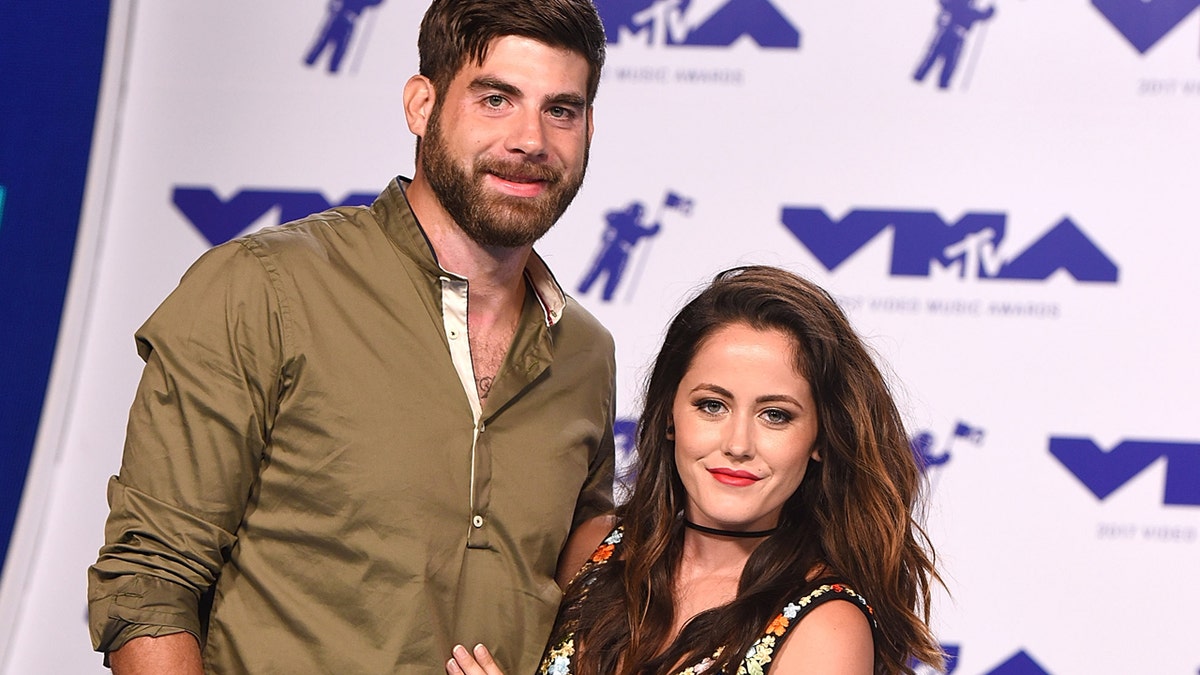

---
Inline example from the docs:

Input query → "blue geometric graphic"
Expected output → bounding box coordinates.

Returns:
[1050,437,1200,506]
[986,651,1053,675]
[0,0,110,577]
[578,191,690,302]
[595,0,800,48]
[1091,0,1200,54]
[913,0,997,89]
[0,185,6,234]
[304,0,386,73]
[780,207,1119,283]
[173,187,377,246]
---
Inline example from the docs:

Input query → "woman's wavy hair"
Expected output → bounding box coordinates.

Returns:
[565,266,944,675]
[417,0,606,103]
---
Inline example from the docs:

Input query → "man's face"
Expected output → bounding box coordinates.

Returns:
[420,35,593,248]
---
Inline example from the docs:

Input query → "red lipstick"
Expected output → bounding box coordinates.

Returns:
[707,468,761,487]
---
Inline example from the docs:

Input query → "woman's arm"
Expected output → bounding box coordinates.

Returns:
[555,514,616,589]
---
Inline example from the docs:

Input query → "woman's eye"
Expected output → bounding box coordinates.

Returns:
[698,400,725,415]
[762,409,792,424]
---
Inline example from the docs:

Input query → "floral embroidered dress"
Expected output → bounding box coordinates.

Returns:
[537,526,876,675]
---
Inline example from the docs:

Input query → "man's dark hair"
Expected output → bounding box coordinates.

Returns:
[418,0,606,103]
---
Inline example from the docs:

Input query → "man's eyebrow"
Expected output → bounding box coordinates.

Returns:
[545,92,587,109]
[467,77,522,97]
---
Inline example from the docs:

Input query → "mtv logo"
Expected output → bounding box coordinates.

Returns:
[173,187,377,246]
[596,0,800,48]
[780,207,1119,283]
[1091,0,1200,54]
[1050,437,1200,506]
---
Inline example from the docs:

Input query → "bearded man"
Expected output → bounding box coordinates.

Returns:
[87,1,615,673]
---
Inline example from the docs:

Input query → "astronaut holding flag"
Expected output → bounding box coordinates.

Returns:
[578,191,693,302]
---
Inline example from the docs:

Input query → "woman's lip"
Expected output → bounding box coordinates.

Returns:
[708,468,761,486]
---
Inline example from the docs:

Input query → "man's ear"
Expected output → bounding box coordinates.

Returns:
[403,74,435,137]
[586,106,595,146]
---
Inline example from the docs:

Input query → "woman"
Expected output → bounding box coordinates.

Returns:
[449,266,944,674]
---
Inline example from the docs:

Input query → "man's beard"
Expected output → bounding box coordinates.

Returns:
[420,106,588,249]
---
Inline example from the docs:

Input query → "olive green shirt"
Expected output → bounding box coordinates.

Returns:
[87,177,616,674]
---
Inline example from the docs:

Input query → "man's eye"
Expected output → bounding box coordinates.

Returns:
[485,95,506,107]
[548,106,573,119]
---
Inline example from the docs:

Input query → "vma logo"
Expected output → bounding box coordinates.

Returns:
[780,207,1119,283]
[303,0,386,74]
[596,0,801,48]
[1050,437,1200,506]
[0,185,6,233]
[578,191,692,302]
[173,187,376,246]
[1091,0,1200,54]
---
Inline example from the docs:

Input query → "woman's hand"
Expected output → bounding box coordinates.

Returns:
[445,644,506,675]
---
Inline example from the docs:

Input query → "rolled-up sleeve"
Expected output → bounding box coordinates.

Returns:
[87,238,286,653]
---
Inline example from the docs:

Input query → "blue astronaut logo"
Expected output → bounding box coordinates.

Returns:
[780,207,1119,283]
[304,0,386,74]
[578,192,692,302]
[913,0,997,90]
[596,0,800,48]
[1050,437,1200,506]
[911,421,985,474]
[1091,0,1200,54]
[173,186,376,246]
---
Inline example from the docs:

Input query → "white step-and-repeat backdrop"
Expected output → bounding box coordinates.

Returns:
[3,0,1198,673]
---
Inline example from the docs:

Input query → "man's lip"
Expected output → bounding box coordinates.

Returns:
[485,172,548,197]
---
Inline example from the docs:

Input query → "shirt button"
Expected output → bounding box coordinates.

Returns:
[472,515,484,528]
[448,329,459,340]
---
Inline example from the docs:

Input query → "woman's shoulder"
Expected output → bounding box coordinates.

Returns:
[751,582,875,674]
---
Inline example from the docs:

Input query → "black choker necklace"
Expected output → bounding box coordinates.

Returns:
[683,520,777,538]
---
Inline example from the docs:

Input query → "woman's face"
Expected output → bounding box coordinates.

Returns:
[671,322,821,533]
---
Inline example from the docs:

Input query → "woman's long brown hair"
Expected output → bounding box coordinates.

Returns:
[561,266,945,675]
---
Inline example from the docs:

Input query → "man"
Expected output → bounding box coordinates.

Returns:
[87,1,615,672]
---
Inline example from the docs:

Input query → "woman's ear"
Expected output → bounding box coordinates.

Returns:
[665,417,675,441]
